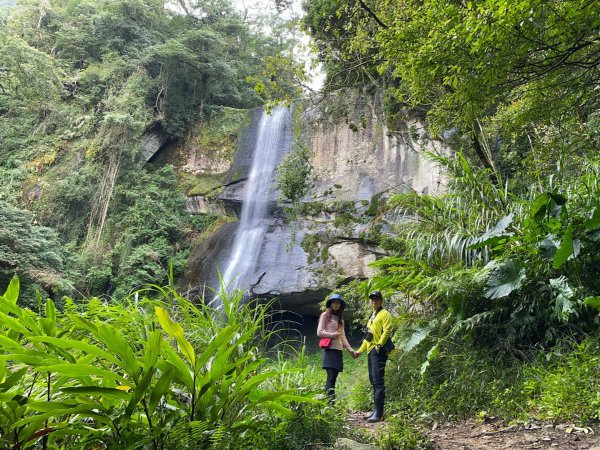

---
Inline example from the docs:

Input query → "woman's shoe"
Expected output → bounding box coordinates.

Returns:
[363,412,374,420]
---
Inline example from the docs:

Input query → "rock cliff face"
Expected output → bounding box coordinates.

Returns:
[180,94,448,314]
[308,114,446,201]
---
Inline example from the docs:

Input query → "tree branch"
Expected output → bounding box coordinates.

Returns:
[356,0,389,29]
[176,0,192,16]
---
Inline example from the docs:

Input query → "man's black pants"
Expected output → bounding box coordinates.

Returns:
[368,348,388,413]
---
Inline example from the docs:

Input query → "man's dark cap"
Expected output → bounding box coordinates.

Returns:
[368,291,383,300]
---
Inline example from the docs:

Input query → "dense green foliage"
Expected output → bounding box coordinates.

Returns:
[348,329,600,426]
[303,0,600,125]
[301,0,600,441]
[0,276,344,449]
[301,0,600,351]
[303,0,600,176]
[368,154,600,353]
[1,0,600,445]
[0,0,295,303]
[0,203,72,304]
[276,105,313,204]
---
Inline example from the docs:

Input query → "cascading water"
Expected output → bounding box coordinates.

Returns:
[220,105,292,294]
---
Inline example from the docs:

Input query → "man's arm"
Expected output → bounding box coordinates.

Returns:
[377,311,392,346]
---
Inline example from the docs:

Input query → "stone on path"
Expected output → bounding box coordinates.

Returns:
[334,437,378,450]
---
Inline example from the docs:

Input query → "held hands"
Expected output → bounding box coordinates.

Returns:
[350,350,361,358]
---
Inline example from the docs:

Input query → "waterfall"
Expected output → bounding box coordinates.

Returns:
[220,105,292,294]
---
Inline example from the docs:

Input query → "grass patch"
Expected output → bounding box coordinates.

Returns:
[377,413,435,450]
[518,334,600,424]
[340,331,600,432]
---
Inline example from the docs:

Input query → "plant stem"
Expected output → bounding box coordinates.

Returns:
[142,399,158,450]
[42,372,50,450]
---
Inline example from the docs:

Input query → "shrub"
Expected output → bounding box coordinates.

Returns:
[0,276,322,449]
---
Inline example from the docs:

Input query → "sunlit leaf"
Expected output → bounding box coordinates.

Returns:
[28,336,121,366]
[426,344,439,361]
[2,274,19,304]
[584,296,600,313]
[14,404,110,428]
[123,367,156,423]
[35,364,128,383]
[44,299,56,321]
[60,386,131,401]
[148,367,174,415]
[0,367,27,391]
[158,348,194,391]
[0,311,30,335]
[96,325,140,381]
[66,314,98,334]
[420,360,430,376]
[143,331,162,371]
[468,213,514,249]
[155,306,195,366]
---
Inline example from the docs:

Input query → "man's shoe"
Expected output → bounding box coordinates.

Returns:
[366,414,383,423]
[363,411,374,420]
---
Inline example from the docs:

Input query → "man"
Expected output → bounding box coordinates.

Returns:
[353,291,393,423]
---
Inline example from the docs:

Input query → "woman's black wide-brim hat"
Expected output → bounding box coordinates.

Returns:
[326,293,346,310]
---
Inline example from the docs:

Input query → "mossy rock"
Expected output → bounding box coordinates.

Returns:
[178,172,225,197]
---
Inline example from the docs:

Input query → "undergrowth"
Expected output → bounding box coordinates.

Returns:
[335,329,600,449]
[0,277,345,449]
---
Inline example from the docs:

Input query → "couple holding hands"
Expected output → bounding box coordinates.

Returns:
[316,291,393,423]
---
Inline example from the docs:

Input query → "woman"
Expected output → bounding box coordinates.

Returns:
[317,293,356,402]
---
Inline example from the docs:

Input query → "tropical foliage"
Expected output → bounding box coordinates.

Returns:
[1,0,600,446]
[0,203,72,306]
[0,276,341,449]
[299,0,600,439]
[366,154,600,352]
[301,0,600,348]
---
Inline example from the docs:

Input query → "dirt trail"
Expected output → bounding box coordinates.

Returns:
[348,412,600,449]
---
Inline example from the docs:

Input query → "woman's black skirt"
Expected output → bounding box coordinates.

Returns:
[322,348,343,372]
